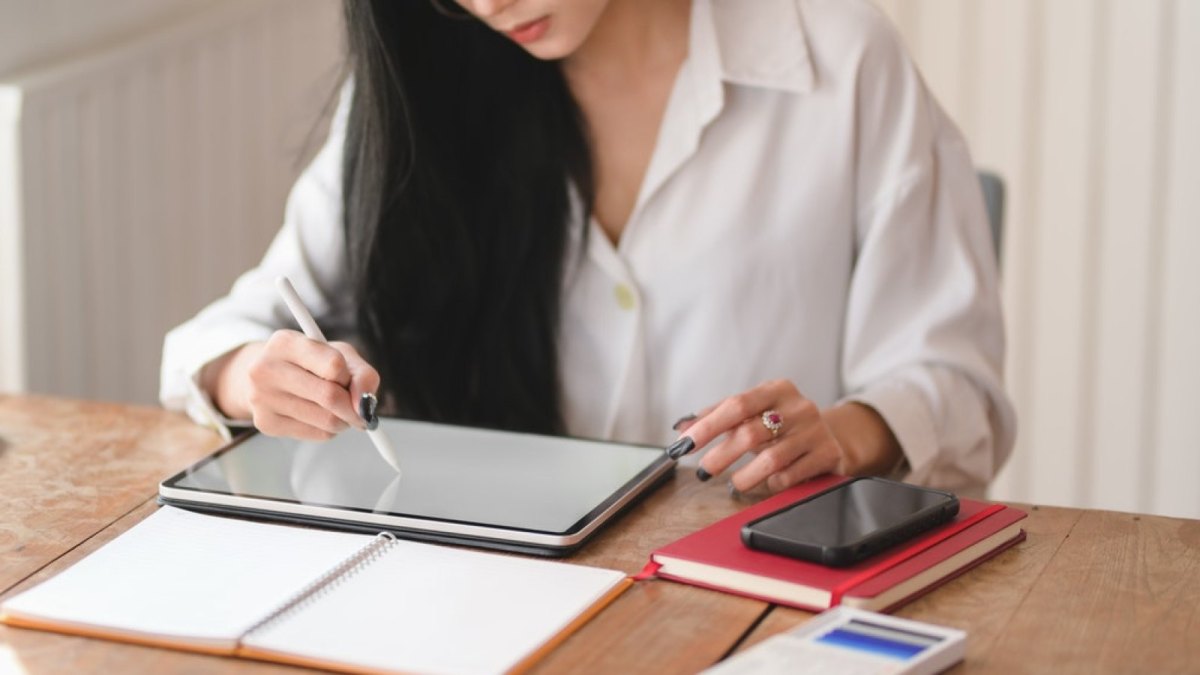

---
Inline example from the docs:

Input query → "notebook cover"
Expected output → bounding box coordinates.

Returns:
[648,475,1027,612]
[0,613,237,657]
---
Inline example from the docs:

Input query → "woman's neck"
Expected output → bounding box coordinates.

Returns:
[562,0,691,85]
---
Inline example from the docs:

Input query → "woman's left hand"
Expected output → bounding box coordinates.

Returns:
[671,379,845,493]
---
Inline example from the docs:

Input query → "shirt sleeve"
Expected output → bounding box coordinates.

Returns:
[158,81,355,436]
[839,14,1016,498]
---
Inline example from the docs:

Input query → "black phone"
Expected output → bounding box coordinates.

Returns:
[741,477,959,567]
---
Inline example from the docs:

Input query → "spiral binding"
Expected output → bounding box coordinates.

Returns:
[239,532,399,641]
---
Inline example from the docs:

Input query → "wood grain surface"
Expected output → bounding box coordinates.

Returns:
[2,395,1198,674]
[0,395,222,591]
[983,509,1200,673]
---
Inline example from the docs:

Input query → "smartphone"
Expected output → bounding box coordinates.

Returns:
[741,477,959,567]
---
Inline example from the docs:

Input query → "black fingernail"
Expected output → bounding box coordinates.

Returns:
[665,436,695,459]
[359,393,379,431]
[671,413,697,431]
[696,466,712,482]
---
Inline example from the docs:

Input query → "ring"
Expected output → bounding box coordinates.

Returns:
[761,410,783,438]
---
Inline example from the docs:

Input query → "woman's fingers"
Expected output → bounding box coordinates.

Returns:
[330,341,381,412]
[696,412,781,475]
[250,356,362,429]
[679,379,795,458]
[216,330,384,441]
[677,379,792,451]
[760,439,842,492]
[267,390,349,436]
[267,330,352,386]
[731,422,841,492]
[680,379,843,492]
[245,330,368,432]
[252,408,342,442]
[672,403,717,434]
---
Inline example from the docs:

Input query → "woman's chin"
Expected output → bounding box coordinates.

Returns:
[514,32,582,61]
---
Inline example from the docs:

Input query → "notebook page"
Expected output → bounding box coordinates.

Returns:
[1,507,370,648]
[243,538,627,674]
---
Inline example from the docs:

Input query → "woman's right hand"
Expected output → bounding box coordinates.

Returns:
[203,330,382,441]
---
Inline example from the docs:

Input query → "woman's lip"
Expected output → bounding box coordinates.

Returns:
[506,16,550,44]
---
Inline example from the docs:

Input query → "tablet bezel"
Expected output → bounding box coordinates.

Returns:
[158,424,675,557]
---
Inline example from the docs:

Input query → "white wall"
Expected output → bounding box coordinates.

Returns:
[0,0,213,76]
[876,0,1200,519]
[0,0,344,403]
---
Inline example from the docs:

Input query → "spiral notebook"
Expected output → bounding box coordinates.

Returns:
[0,507,630,674]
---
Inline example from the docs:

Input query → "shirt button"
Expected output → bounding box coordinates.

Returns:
[613,284,637,310]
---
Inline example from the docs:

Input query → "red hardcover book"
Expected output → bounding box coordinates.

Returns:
[640,475,1026,613]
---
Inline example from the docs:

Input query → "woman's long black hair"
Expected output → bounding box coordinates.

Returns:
[341,1,593,434]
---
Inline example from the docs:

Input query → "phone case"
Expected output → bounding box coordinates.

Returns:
[740,477,960,567]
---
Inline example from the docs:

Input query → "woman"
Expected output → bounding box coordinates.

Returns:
[161,0,1015,498]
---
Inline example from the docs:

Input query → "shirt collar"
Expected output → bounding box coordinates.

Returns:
[588,0,816,249]
[697,0,816,94]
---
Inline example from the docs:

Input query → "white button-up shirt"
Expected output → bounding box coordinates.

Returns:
[162,0,1015,498]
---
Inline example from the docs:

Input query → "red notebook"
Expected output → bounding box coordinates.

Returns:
[639,475,1026,613]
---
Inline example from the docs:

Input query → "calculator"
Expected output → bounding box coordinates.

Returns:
[704,606,966,675]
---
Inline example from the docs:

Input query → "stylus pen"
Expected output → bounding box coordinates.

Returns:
[275,275,403,475]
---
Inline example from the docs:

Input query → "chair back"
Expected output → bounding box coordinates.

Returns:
[978,171,1005,264]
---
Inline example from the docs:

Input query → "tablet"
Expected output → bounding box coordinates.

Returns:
[159,418,674,556]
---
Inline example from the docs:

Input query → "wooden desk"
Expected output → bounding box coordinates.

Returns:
[1,395,1197,673]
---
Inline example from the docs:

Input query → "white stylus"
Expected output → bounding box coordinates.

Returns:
[275,275,403,475]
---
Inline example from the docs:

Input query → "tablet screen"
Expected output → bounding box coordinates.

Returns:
[163,419,665,535]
